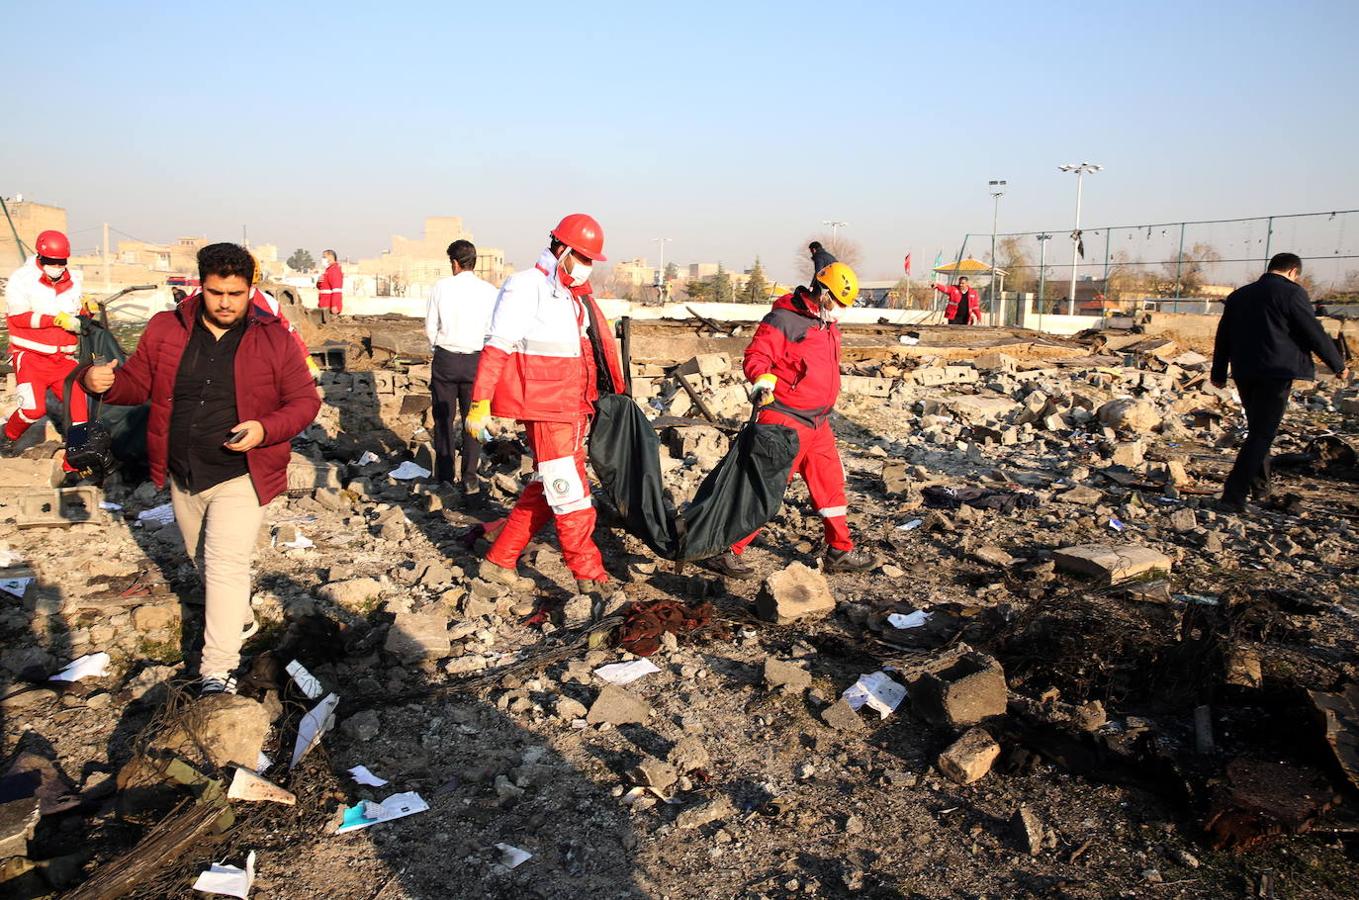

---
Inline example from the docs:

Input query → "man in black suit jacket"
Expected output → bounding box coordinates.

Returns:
[1210,252,1349,511]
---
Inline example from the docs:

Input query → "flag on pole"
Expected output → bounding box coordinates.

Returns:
[903,253,912,275]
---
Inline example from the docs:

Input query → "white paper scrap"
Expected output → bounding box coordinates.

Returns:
[191,851,255,898]
[899,335,920,346]
[99,500,123,511]
[281,533,314,550]
[0,545,23,567]
[389,461,431,481]
[496,843,533,869]
[593,659,661,685]
[335,791,429,833]
[256,751,273,772]
[352,451,380,467]
[348,765,389,787]
[291,692,340,768]
[137,503,175,527]
[897,518,924,532]
[0,577,34,598]
[887,611,930,630]
[285,659,325,699]
[50,652,111,682]
[841,671,907,720]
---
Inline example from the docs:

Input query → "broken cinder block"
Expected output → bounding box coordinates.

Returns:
[1053,544,1172,585]
[910,650,1008,727]
[756,562,836,625]
[938,727,1000,784]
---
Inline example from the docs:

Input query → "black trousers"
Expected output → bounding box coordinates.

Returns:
[1222,377,1292,505]
[431,347,481,486]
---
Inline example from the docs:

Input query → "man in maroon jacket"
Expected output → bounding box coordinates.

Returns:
[81,243,321,694]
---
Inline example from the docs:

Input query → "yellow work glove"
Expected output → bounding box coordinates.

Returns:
[465,399,492,443]
[750,373,777,406]
[306,356,322,380]
[81,295,101,316]
[53,312,83,334]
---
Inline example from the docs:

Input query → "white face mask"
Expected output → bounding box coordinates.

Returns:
[560,251,591,287]
[43,265,67,280]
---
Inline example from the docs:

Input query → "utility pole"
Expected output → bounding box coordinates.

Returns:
[821,220,847,241]
[1035,233,1052,331]
[652,237,672,303]
[242,225,249,249]
[988,180,1006,326]
[102,222,110,290]
[1058,163,1101,314]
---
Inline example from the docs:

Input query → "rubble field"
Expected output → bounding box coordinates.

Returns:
[0,314,1357,899]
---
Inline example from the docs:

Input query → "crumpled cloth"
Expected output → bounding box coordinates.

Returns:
[921,485,1040,514]
[615,599,713,657]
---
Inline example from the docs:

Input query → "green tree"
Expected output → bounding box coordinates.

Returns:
[286,248,315,272]
[741,257,770,303]
[683,277,713,302]
[664,262,678,282]
[711,263,734,303]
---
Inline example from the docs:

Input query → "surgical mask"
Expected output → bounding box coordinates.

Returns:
[43,265,67,280]
[560,252,591,287]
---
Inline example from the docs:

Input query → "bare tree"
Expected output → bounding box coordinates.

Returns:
[995,236,1035,294]
[1162,242,1222,297]
[796,234,863,282]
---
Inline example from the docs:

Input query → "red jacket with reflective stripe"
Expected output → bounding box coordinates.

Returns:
[933,283,980,322]
[317,262,343,307]
[78,296,321,504]
[472,250,625,423]
[4,258,83,356]
[743,289,842,421]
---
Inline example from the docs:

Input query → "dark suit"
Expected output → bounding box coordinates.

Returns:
[1211,272,1345,505]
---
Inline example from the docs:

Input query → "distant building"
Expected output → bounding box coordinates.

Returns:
[356,217,508,295]
[612,257,658,287]
[0,197,68,270]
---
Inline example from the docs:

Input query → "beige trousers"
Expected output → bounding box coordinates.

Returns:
[170,474,267,677]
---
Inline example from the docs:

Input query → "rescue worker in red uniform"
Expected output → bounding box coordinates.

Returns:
[316,250,343,319]
[465,214,625,595]
[933,276,981,325]
[1,230,91,471]
[706,242,877,579]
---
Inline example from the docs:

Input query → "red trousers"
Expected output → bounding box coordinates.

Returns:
[6,351,87,468]
[486,419,608,583]
[732,410,852,554]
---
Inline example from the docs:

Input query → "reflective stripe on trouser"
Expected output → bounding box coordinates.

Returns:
[486,419,608,582]
[731,410,852,554]
[4,352,88,467]
[170,474,268,677]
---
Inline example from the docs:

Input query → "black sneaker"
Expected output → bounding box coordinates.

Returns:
[702,551,757,580]
[0,433,16,458]
[823,547,877,573]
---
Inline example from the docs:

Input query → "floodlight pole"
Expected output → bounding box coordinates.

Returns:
[988,180,1006,326]
[822,220,847,241]
[1059,163,1101,315]
[1035,232,1052,330]
[652,237,672,302]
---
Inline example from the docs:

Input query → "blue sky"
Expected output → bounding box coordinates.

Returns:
[2,0,1355,282]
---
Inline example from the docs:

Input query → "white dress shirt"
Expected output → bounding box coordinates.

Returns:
[425,270,499,354]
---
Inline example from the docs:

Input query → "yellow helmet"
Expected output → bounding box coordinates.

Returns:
[248,250,262,285]
[816,261,858,307]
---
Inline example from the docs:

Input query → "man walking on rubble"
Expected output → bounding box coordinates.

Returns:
[1,229,94,481]
[1211,252,1348,513]
[79,243,321,694]
[316,249,344,320]
[465,214,625,597]
[704,242,877,580]
[427,239,498,493]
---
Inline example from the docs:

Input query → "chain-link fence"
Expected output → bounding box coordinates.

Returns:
[955,209,1359,314]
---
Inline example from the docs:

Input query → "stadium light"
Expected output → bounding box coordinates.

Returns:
[1058,163,1102,314]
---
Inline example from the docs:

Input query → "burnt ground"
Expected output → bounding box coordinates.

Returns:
[0,317,1357,899]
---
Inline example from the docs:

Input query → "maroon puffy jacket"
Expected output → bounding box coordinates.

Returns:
[82,296,320,504]
[743,288,842,426]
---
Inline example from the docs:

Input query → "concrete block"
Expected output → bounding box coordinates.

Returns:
[944,365,979,384]
[938,727,1000,784]
[1053,544,1172,584]
[840,375,893,398]
[676,353,731,377]
[287,453,344,493]
[1110,441,1145,467]
[911,651,1008,727]
[756,562,836,624]
[16,486,105,528]
[0,457,57,489]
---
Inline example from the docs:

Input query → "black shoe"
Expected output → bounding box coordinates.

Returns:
[57,470,85,488]
[0,433,16,458]
[703,551,757,580]
[823,547,877,574]
[1212,497,1247,515]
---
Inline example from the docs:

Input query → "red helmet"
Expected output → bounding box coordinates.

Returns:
[35,230,71,261]
[550,213,607,262]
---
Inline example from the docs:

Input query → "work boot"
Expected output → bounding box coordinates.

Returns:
[477,559,520,586]
[1212,497,1247,515]
[823,547,877,574]
[0,433,16,458]
[703,551,757,580]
